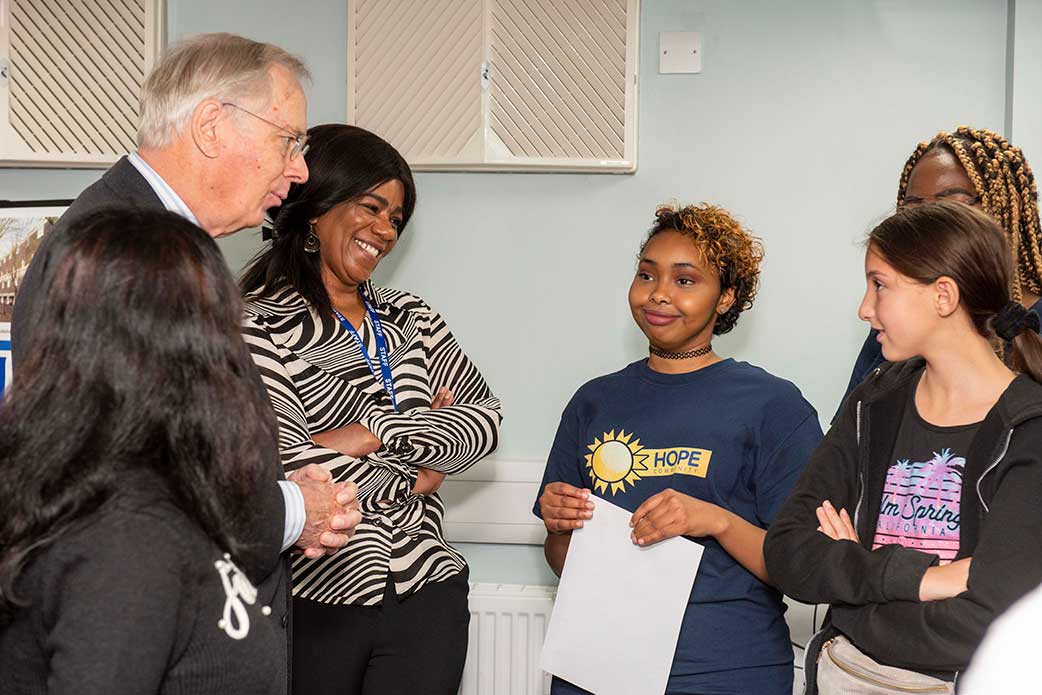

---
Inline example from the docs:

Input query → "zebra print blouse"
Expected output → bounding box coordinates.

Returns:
[243,281,502,605]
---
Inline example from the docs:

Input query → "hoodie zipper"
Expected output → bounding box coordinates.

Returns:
[809,391,867,692]
[976,428,1013,513]
[852,367,881,531]
[853,399,865,530]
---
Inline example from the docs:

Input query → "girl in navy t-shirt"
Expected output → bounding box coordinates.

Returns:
[535,204,823,695]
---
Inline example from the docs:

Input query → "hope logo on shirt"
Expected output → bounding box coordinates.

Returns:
[585,429,713,495]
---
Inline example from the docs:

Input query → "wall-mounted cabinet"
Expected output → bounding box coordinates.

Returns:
[347,0,640,173]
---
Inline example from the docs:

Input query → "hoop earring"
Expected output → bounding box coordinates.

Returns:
[304,222,320,253]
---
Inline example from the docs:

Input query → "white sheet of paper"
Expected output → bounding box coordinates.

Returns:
[540,497,704,695]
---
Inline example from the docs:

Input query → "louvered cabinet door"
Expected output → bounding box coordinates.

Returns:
[349,0,485,166]
[0,0,165,167]
[347,0,639,173]
[488,0,632,168]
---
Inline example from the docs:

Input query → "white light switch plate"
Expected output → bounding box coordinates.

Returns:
[659,31,702,74]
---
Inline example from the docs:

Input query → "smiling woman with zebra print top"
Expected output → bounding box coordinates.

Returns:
[240,124,502,695]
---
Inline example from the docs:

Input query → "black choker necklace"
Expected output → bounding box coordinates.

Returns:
[649,343,713,360]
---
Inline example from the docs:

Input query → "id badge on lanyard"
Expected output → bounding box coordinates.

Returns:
[333,291,398,412]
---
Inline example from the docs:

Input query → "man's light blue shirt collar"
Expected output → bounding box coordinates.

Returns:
[127,151,202,227]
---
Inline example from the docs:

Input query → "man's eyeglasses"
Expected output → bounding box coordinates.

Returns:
[222,102,310,160]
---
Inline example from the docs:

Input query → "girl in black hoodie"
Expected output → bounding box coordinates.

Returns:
[765,201,1042,693]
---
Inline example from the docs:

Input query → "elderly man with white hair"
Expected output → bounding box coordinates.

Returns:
[11,33,360,693]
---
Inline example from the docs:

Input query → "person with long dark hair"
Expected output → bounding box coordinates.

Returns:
[0,210,292,693]
[765,201,1042,693]
[241,124,502,695]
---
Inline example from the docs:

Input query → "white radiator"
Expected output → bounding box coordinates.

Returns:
[460,583,807,694]
[462,583,557,695]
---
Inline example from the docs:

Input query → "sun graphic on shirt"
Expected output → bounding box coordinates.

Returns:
[585,430,649,495]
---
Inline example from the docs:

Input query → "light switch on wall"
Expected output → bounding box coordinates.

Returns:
[659,32,702,74]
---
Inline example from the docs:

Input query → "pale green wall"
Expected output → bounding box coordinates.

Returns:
[0,0,1026,586]
[1012,0,1042,163]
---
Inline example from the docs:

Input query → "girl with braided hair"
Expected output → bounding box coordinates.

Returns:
[766,202,1042,693]
[844,127,1042,397]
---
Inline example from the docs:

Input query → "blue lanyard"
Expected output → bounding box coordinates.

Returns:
[333,292,398,411]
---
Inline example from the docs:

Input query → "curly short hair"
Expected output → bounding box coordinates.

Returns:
[641,203,765,335]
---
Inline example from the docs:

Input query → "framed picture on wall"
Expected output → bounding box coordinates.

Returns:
[0,322,8,396]
[0,200,72,395]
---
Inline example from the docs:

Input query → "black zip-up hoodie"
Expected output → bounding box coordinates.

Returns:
[764,359,1042,692]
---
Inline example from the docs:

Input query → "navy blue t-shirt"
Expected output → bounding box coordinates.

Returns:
[535,358,823,695]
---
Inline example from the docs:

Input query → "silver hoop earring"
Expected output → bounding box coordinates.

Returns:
[304,223,320,253]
